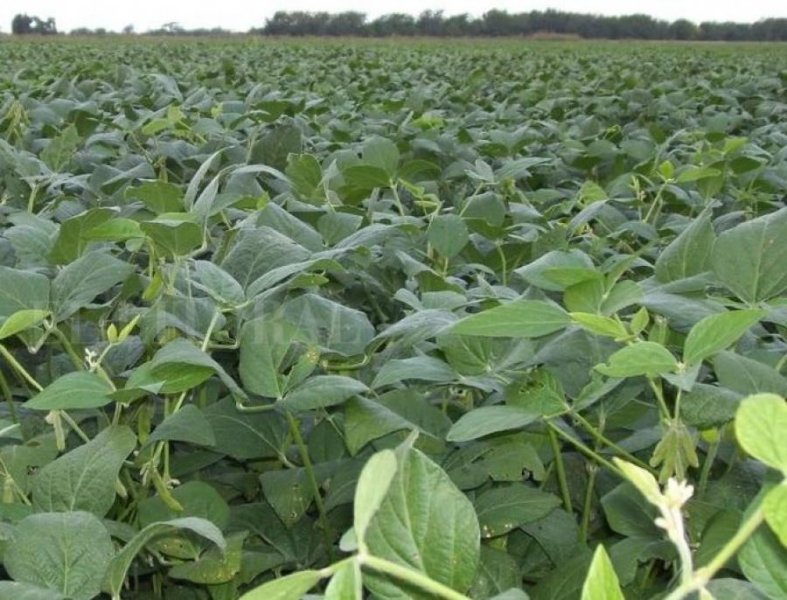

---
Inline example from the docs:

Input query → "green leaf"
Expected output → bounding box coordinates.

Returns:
[4,511,113,600]
[280,375,368,411]
[373,356,458,388]
[51,251,134,320]
[286,153,324,202]
[475,484,561,537]
[581,545,624,600]
[203,397,288,461]
[735,393,787,474]
[238,570,325,600]
[106,517,226,598]
[41,124,81,171]
[654,212,715,283]
[712,207,787,303]
[169,532,245,584]
[0,582,65,600]
[325,560,363,600]
[364,445,480,598]
[49,208,113,264]
[191,260,244,306]
[125,180,184,214]
[354,449,398,546]
[0,267,49,320]
[239,318,306,399]
[763,484,787,548]
[428,214,469,258]
[451,300,570,338]
[676,165,722,183]
[82,218,144,242]
[570,312,628,339]
[363,136,400,176]
[140,216,203,258]
[0,309,48,340]
[683,309,765,365]
[342,164,391,192]
[31,426,137,516]
[613,458,662,506]
[148,404,216,447]
[24,372,114,411]
[596,342,678,378]
[739,519,787,598]
[713,352,787,397]
[447,406,541,442]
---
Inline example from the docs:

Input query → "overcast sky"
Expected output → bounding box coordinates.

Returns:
[1,1,785,33]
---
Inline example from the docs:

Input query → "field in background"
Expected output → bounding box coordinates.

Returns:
[0,38,786,599]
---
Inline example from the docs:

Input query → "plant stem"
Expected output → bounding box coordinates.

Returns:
[49,326,83,370]
[698,435,720,497]
[579,464,598,544]
[59,411,90,443]
[286,411,335,562]
[546,421,620,475]
[0,344,43,391]
[360,555,470,600]
[0,370,18,424]
[572,412,656,474]
[663,506,765,600]
[496,243,508,286]
[548,427,573,514]
[647,377,672,421]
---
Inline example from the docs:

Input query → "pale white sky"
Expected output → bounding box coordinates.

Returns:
[1,1,784,33]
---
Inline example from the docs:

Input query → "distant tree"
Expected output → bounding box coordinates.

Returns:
[12,14,57,35]
[122,24,135,35]
[11,14,33,34]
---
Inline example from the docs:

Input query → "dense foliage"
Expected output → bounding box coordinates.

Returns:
[0,39,786,600]
[256,10,787,41]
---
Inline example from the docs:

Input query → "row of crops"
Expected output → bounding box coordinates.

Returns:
[0,39,786,599]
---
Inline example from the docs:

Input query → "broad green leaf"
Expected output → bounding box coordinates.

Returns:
[475,484,560,537]
[596,342,678,378]
[735,393,787,474]
[0,582,65,600]
[106,517,226,598]
[613,458,662,505]
[570,312,628,339]
[4,511,113,600]
[325,560,363,600]
[469,546,523,599]
[140,216,203,258]
[0,309,48,340]
[148,404,216,447]
[654,212,715,283]
[239,318,306,399]
[581,545,624,600]
[451,300,570,338]
[125,180,183,214]
[683,309,765,365]
[31,426,137,516]
[41,124,81,171]
[739,521,787,598]
[515,250,595,292]
[364,445,480,598]
[191,260,244,306]
[713,352,787,397]
[203,397,288,461]
[676,165,722,183]
[221,227,310,291]
[763,484,787,547]
[447,406,541,442]
[169,532,245,584]
[51,251,133,320]
[428,214,469,258]
[48,208,113,264]
[281,375,368,411]
[25,372,113,411]
[286,153,323,202]
[0,267,49,319]
[238,570,325,600]
[712,207,787,303]
[82,218,144,242]
[373,356,458,388]
[363,136,400,176]
[342,164,391,191]
[354,449,398,546]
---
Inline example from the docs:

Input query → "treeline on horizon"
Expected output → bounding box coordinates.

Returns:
[9,9,787,41]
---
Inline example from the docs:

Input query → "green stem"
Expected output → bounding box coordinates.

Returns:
[360,555,470,600]
[496,243,508,287]
[579,464,598,544]
[647,377,672,421]
[572,412,656,474]
[59,411,90,443]
[548,427,573,513]
[664,506,765,600]
[546,421,620,475]
[389,180,405,216]
[49,326,83,370]
[286,411,335,562]
[0,344,43,391]
[698,435,720,497]
[0,370,18,424]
